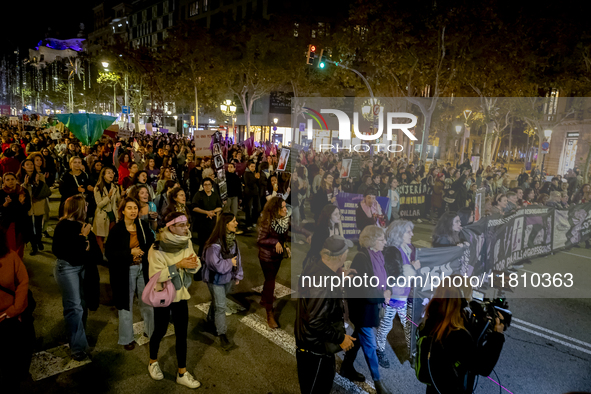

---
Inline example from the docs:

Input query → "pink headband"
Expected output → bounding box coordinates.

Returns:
[166,215,188,228]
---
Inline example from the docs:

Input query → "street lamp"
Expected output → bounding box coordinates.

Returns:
[101,61,117,116]
[101,61,109,68]
[220,99,237,139]
[460,110,473,164]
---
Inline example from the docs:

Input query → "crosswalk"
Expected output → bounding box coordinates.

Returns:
[29,344,92,381]
[29,321,175,380]
[195,284,376,394]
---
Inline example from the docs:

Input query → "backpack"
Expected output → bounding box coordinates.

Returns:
[414,330,463,391]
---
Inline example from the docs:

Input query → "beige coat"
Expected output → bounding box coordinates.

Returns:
[24,182,49,217]
[93,185,120,237]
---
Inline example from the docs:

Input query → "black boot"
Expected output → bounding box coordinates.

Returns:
[30,244,38,256]
[38,241,44,251]
[219,334,237,351]
[374,380,393,394]
[340,360,365,382]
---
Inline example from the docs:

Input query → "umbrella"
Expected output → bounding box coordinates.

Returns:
[54,113,117,146]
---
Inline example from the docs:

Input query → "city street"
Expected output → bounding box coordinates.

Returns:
[19,193,591,394]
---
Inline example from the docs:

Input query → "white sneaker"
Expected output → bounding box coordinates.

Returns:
[148,362,164,381]
[177,371,201,389]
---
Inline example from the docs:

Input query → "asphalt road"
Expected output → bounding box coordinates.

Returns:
[17,195,591,394]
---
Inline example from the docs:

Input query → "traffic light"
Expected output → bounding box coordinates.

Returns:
[306,44,316,65]
[317,49,325,68]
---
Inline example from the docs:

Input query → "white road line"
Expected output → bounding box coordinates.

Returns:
[512,324,591,356]
[133,321,174,346]
[513,318,591,349]
[251,283,295,299]
[30,344,91,381]
[195,301,374,393]
[195,298,246,316]
[561,251,591,260]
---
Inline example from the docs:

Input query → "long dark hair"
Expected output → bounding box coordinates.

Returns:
[204,213,236,254]
[432,212,460,246]
[317,204,339,230]
[258,197,285,229]
[96,167,115,197]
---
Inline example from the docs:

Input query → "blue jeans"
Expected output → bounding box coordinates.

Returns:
[54,259,88,355]
[207,282,233,335]
[344,327,380,381]
[118,265,154,345]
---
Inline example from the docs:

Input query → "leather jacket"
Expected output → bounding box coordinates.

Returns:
[295,258,346,355]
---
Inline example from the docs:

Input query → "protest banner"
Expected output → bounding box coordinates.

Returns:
[397,183,427,220]
[194,130,213,157]
[335,192,391,240]
[403,202,591,363]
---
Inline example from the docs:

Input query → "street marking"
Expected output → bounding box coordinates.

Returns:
[238,312,374,394]
[561,251,591,260]
[195,298,246,316]
[194,302,373,393]
[30,344,91,381]
[133,321,174,346]
[513,318,591,349]
[512,324,591,356]
[251,283,295,299]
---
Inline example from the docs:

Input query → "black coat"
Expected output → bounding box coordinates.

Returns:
[382,245,416,280]
[346,248,384,328]
[450,175,468,211]
[243,170,259,196]
[0,188,31,240]
[295,258,346,355]
[105,219,155,311]
[355,204,375,234]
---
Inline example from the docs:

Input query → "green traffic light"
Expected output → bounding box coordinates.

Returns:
[319,62,325,69]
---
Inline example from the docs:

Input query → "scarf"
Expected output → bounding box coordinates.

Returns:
[271,215,289,234]
[159,229,191,253]
[226,230,236,250]
[368,249,387,291]
[2,183,24,196]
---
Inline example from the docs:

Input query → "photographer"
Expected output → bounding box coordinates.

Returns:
[418,279,505,394]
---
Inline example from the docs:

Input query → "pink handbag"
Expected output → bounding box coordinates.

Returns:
[142,273,176,308]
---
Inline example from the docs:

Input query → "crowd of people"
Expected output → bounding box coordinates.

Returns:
[0,122,588,394]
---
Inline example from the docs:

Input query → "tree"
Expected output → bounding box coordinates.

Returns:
[158,22,225,133]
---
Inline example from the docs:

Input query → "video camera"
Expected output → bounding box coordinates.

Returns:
[466,289,512,336]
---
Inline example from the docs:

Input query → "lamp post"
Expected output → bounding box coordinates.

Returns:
[220,99,236,139]
[272,117,278,143]
[461,109,472,164]
[102,61,117,117]
[540,129,552,176]
[361,98,382,157]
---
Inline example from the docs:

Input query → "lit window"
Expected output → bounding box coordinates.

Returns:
[203,0,208,12]
[189,1,199,16]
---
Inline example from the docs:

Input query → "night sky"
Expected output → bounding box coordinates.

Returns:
[0,0,92,55]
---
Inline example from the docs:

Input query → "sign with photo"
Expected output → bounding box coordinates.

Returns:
[277,148,290,172]
[340,158,352,178]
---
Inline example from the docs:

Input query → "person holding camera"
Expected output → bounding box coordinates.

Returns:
[295,235,357,394]
[418,279,505,394]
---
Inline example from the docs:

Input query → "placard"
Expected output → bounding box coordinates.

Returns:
[277,148,290,172]
[340,158,352,178]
